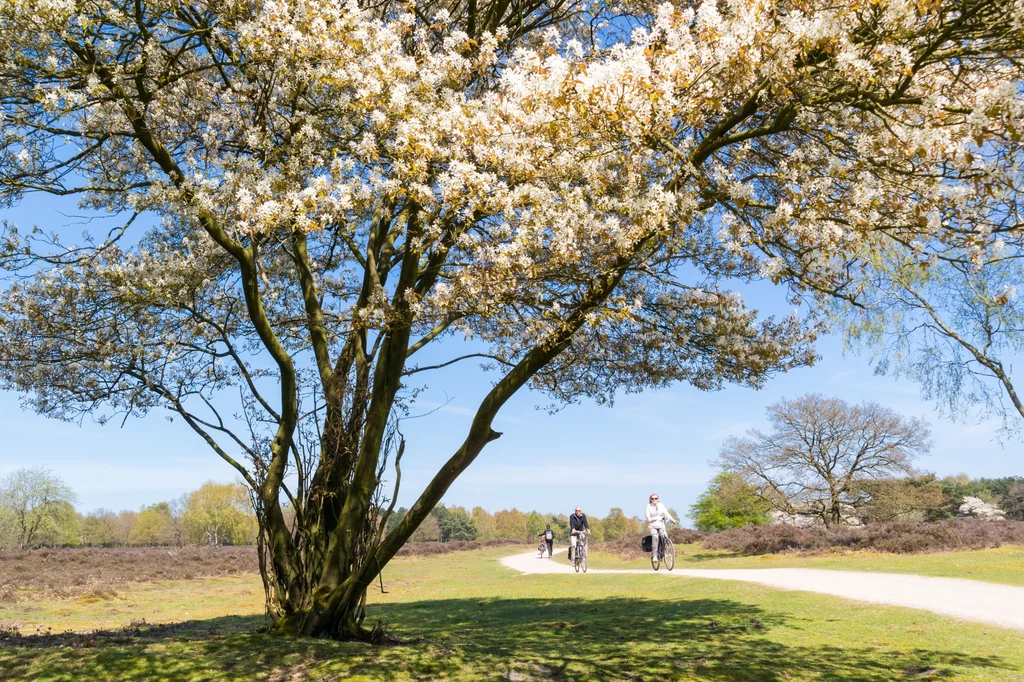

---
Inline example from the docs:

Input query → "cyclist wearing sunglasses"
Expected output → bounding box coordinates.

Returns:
[568,506,589,563]
[645,493,676,561]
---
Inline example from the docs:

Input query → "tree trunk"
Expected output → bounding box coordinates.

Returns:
[828,500,842,527]
[255,489,391,640]
[249,241,641,640]
[264,563,370,639]
[253,391,506,639]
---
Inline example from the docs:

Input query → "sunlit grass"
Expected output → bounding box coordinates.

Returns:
[1,546,1023,681]
[0,574,262,633]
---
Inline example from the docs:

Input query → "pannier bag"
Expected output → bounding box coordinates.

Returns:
[641,535,652,553]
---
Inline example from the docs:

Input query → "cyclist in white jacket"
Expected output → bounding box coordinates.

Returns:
[645,493,676,560]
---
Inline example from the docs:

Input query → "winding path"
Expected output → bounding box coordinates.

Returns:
[500,549,1024,631]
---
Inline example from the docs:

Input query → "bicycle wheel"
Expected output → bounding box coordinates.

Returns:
[581,550,588,573]
[650,548,660,571]
[574,555,580,572]
[664,538,675,571]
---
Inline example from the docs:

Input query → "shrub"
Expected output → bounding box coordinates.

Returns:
[597,520,1024,559]
[689,473,771,531]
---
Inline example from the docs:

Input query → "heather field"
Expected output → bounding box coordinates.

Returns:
[2,544,1024,681]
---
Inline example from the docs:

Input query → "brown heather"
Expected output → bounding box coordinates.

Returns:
[601,520,1024,560]
[0,546,257,599]
[0,541,529,600]
[395,539,524,558]
[701,519,1024,555]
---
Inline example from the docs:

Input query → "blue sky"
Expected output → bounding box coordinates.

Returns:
[2,305,1021,522]
[1,198,1022,524]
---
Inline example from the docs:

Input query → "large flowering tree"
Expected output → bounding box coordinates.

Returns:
[1,0,1022,638]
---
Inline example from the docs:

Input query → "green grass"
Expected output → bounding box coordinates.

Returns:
[586,543,1024,586]
[2,546,1023,681]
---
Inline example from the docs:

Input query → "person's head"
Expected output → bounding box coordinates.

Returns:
[545,523,551,530]
[574,506,582,516]
[649,493,660,505]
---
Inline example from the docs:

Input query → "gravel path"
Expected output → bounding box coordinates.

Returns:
[500,548,1024,631]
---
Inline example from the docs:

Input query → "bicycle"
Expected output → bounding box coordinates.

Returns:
[572,530,588,573]
[537,540,548,558]
[650,527,675,572]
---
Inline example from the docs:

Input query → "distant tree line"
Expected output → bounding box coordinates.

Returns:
[1,466,682,549]
[0,467,257,549]
[385,505,677,544]
[925,474,1024,521]
[690,471,1024,532]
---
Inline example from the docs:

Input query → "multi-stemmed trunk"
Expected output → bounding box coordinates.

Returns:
[254,411,505,639]
[257,500,378,639]
[251,258,639,640]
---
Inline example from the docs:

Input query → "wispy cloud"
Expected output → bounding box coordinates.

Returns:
[829,369,860,383]
[700,421,757,443]
[935,417,1002,439]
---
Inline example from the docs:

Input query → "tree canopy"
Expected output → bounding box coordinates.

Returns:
[689,472,771,532]
[840,244,1024,435]
[183,481,258,546]
[0,467,78,549]
[434,505,477,541]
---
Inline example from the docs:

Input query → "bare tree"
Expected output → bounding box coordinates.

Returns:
[718,395,931,526]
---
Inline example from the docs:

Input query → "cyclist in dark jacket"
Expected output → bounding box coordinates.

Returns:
[568,506,589,562]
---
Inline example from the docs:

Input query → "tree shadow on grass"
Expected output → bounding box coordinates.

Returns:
[365,597,1013,681]
[0,598,1015,681]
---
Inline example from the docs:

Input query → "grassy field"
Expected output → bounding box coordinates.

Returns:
[587,543,1024,586]
[2,546,1024,681]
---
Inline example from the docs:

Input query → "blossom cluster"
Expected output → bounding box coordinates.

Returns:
[0,0,1020,424]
